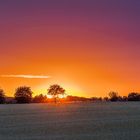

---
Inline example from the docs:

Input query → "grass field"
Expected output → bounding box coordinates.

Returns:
[0,102,140,140]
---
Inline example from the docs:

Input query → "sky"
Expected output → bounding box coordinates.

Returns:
[0,0,140,97]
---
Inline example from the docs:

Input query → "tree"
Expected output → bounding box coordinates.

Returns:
[14,86,33,103]
[47,84,65,103]
[0,88,6,104]
[108,91,119,102]
[103,97,109,101]
[33,94,47,103]
[122,96,128,101]
[128,92,140,101]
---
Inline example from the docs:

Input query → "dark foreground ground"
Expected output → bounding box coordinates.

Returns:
[0,102,140,140]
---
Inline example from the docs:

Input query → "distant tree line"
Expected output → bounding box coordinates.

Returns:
[0,84,66,104]
[0,86,140,104]
[108,91,140,102]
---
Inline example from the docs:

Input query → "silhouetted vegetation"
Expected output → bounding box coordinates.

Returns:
[103,97,109,101]
[14,86,33,103]
[128,92,140,101]
[90,97,103,102]
[108,91,119,102]
[0,88,6,104]
[47,84,65,103]
[122,96,128,101]
[66,95,89,102]
[0,85,140,104]
[33,94,47,103]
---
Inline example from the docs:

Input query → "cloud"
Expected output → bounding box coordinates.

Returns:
[0,75,51,79]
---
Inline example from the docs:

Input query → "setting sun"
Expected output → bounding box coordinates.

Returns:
[58,94,67,99]
[47,95,53,99]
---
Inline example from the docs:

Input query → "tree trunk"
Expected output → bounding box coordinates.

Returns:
[54,97,57,103]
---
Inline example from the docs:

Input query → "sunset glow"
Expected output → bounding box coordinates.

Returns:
[47,95,53,99]
[0,0,140,97]
[58,94,67,99]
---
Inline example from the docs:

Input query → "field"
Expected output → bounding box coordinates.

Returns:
[0,102,140,140]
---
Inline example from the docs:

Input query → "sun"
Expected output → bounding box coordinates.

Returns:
[47,94,67,99]
[58,94,67,99]
[47,95,53,99]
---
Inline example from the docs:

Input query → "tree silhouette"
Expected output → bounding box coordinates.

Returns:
[33,94,47,103]
[128,92,140,101]
[0,88,6,104]
[47,84,65,103]
[103,97,109,101]
[109,91,119,102]
[14,86,33,103]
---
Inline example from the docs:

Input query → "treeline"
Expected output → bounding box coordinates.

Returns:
[65,91,140,102]
[0,86,140,104]
[0,84,66,104]
[107,91,140,102]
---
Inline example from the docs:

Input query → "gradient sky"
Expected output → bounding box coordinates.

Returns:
[0,0,140,97]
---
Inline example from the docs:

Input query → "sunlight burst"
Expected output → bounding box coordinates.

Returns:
[47,95,53,99]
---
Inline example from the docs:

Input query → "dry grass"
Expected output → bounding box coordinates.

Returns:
[0,102,140,140]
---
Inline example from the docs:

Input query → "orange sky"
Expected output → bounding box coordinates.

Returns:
[0,0,140,97]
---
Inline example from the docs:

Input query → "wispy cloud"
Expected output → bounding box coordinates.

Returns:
[0,75,51,79]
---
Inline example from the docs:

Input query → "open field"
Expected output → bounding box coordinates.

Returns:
[0,102,140,140]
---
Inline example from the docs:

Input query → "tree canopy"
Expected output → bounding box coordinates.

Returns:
[108,91,119,102]
[47,84,65,103]
[0,88,6,104]
[14,86,33,103]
